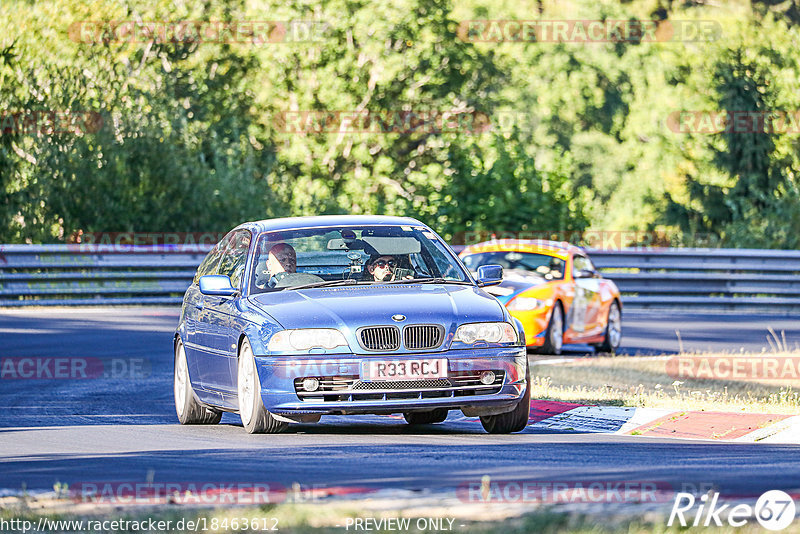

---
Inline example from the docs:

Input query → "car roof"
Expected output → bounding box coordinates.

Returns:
[460,239,584,258]
[235,215,428,234]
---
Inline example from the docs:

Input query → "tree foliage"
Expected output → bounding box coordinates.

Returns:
[1,0,799,247]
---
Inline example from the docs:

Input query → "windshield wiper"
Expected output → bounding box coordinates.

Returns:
[285,279,372,290]
[382,277,473,285]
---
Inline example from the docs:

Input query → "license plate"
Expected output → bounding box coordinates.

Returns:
[361,359,448,381]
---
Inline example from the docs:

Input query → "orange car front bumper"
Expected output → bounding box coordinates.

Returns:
[508,307,551,347]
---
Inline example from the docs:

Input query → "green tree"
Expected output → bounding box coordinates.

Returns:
[663,19,800,248]
[430,131,587,241]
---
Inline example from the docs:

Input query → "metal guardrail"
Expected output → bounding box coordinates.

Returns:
[0,245,208,307]
[1,245,799,310]
[589,248,800,311]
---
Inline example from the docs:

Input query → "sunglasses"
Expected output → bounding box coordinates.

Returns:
[374,259,396,268]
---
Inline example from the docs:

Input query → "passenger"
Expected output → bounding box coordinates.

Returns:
[366,255,412,282]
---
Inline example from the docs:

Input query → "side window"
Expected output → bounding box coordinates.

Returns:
[418,235,464,280]
[572,255,595,276]
[547,257,566,279]
[218,230,252,290]
[193,233,233,284]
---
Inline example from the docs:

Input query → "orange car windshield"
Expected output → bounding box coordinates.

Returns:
[462,251,565,280]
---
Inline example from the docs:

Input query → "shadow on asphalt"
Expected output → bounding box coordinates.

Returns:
[3,440,800,495]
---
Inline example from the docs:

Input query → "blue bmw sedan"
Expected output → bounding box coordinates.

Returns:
[174,215,530,434]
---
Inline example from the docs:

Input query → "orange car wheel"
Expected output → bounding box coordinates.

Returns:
[595,301,622,354]
[538,302,564,355]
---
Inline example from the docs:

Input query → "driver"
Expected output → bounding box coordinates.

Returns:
[259,243,296,288]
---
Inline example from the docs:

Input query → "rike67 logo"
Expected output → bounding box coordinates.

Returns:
[669,490,797,531]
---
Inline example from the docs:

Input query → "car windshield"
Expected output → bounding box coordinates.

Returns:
[250,225,470,293]
[461,251,565,281]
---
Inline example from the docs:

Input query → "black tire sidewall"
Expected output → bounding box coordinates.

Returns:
[239,339,264,433]
[542,302,564,355]
[238,338,287,434]
[175,339,194,424]
[404,409,448,425]
[480,361,531,433]
[175,338,221,424]
[599,301,621,353]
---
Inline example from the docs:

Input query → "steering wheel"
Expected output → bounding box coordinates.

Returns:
[273,272,324,288]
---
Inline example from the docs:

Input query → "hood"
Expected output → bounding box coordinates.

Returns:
[481,269,551,305]
[249,284,506,353]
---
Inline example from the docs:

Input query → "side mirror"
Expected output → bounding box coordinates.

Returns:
[476,264,503,287]
[575,269,598,279]
[199,275,238,297]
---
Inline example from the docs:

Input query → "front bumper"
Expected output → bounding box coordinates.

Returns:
[254,347,527,416]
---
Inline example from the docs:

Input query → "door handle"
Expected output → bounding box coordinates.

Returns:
[195,301,204,311]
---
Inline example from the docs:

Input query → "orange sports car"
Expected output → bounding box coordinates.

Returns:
[460,240,622,355]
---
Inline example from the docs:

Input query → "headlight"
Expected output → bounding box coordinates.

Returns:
[453,322,518,344]
[268,329,349,352]
[507,297,545,311]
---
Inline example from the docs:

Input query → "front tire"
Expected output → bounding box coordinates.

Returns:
[174,338,222,425]
[539,302,564,355]
[480,366,531,434]
[403,409,448,425]
[596,300,622,354]
[237,338,288,434]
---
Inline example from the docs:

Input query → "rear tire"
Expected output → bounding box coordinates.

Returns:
[596,301,622,354]
[237,338,288,434]
[403,409,448,425]
[480,366,531,434]
[539,302,564,355]
[174,338,222,425]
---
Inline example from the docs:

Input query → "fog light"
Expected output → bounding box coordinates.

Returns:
[302,377,320,392]
[479,371,496,385]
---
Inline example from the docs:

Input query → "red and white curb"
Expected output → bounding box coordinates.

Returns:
[525,401,800,443]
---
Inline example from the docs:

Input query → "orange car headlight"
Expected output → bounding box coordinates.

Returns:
[507,297,545,311]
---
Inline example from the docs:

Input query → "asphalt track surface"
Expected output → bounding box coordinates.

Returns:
[1,307,799,499]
